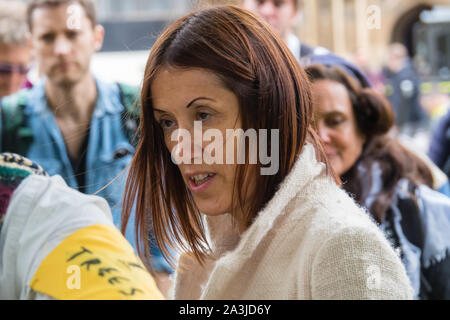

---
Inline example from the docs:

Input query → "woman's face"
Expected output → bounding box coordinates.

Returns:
[311,80,366,176]
[151,67,244,216]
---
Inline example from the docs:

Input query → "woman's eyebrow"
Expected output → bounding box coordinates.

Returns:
[186,97,216,109]
[330,111,347,117]
[153,97,216,113]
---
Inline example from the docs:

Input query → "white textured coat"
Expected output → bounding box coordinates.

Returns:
[172,144,414,300]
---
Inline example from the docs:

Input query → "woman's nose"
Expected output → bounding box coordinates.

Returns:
[172,122,204,165]
[317,124,332,144]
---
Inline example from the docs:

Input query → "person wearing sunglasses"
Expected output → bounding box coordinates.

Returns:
[0,1,33,98]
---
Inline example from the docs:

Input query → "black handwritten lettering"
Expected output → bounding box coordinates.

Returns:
[128,263,144,270]
[108,276,130,285]
[67,247,93,262]
[98,267,118,277]
[80,258,101,271]
[119,288,143,297]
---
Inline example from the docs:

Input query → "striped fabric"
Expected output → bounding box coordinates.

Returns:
[0,153,48,231]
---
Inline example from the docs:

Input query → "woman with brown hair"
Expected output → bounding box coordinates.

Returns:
[306,61,450,300]
[122,5,413,299]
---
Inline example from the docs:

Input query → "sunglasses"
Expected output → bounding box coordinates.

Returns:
[0,63,30,76]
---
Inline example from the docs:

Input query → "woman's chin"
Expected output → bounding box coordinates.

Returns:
[195,201,229,217]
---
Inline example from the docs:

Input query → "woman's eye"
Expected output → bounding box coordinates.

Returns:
[327,117,345,127]
[197,112,211,121]
[159,119,175,129]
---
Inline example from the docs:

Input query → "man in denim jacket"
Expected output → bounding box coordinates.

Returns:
[0,0,173,295]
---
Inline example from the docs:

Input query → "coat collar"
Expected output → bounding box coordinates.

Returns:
[203,143,328,263]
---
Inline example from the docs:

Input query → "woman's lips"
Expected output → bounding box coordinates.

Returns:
[187,173,216,193]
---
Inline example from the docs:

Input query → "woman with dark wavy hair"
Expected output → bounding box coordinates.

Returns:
[121,5,413,299]
[306,62,450,300]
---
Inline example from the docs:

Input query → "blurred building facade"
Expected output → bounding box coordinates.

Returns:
[95,0,191,52]
[207,0,449,82]
[297,0,449,81]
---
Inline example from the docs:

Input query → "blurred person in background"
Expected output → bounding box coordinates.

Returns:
[383,43,429,136]
[0,0,33,98]
[0,0,173,296]
[307,63,450,300]
[240,0,328,61]
[353,47,385,96]
[429,107,450,179]
[0,153,164,300]
[421,91,449,127]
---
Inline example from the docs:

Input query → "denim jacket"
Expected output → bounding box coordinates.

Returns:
[0,78,174,273]
[361,162,450,299]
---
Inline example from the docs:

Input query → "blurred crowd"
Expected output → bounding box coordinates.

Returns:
[0,0,448,301]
